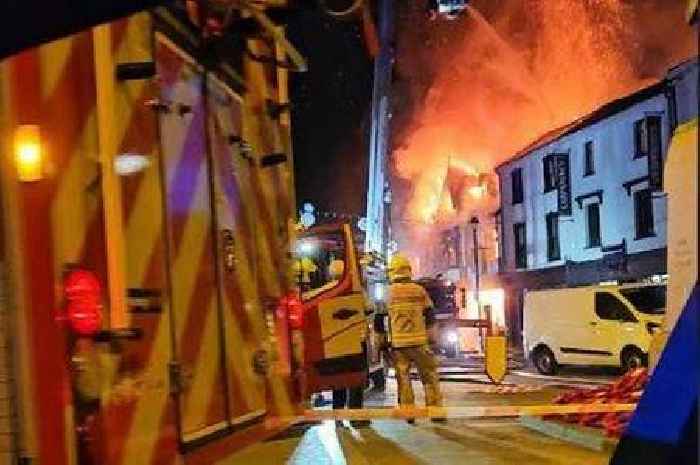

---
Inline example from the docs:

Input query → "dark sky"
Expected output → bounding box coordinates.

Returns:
[286,7,374,218]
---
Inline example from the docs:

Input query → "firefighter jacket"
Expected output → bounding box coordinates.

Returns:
[387,281,434,348]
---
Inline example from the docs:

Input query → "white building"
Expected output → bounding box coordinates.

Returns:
[495,59,698,343]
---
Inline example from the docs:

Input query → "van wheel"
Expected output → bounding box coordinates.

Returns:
[621,347,646,372]
[533,346,558,375]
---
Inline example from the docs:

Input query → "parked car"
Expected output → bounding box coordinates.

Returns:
[523,283,666,374]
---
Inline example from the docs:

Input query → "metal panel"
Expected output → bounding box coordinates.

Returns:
[156,36,230,442]
[208,76,267,424]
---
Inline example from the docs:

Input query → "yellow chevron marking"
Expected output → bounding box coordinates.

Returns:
[221,293,262,412]
[50,14,148,271]
[181,294,225,434]
[171,168,210,333]
[122,320,171,465]
[208,81,294,418]
[118,14,152,63]
[50,112,99,266]
[124,163,163,286]
[39,37,74,100]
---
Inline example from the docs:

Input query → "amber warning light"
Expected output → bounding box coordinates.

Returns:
[14,125,43,182]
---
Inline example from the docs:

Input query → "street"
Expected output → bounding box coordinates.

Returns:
[227,356,618,464]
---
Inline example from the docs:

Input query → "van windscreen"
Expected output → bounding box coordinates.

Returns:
[620,286,666,314]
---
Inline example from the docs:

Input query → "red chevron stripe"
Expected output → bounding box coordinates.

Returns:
[10,49,71,465]
[100,34,189,465]
[249,168,282,296]
[102,237,166,465]
[175,231,226,406]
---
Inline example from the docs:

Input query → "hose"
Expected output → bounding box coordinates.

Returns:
[318,0,364,18]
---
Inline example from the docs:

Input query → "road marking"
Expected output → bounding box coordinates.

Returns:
[296,403,636,422]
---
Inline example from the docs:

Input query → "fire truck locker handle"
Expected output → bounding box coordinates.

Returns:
[93,328,143,343]
[221,229,236,272]
[333,308,359,320]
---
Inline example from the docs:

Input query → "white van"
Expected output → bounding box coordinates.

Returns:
[523,284,666,374]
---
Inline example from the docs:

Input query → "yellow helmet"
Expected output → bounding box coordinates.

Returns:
[328,259,345,279]
[388,254,412,281]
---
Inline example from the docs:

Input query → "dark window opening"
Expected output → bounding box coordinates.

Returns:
[543,155,557,192]
[634,117,661,160]
[634,189,654,239]
[511,168,523,205]
[620,286,666,315]
[513,223,527,269]
[546,213,560,261]
[584,141,595,176]
[634,119,648,158]
[587,203,601,247]
[595,292,637,322]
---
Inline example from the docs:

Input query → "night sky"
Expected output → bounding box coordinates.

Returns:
[286,7,374,218]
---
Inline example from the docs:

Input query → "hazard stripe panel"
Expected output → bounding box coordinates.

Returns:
[4,9,299,465]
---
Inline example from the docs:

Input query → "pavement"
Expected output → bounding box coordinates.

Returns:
[225,355,618,464]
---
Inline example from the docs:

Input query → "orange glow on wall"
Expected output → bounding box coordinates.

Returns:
[14,124,43,181]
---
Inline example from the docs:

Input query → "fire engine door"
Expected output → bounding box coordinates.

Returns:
[156,36,230,442]
[299,225,368,392]
[208,76,267,424]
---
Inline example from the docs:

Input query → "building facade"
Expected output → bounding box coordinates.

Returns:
[495,59,698,346]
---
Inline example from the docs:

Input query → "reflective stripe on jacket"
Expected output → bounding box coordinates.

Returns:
[387,282,434,348]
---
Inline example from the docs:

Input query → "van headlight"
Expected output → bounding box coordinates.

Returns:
[446,331,459,343]
[646,322,661,335]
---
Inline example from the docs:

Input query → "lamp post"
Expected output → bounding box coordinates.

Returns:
[470,216,483,350]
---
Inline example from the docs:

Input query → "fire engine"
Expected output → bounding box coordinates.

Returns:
[415,278,461,358]
[0,1,696,465]
[0,1,328,464]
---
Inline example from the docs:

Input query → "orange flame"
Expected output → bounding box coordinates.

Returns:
[393,0,696,232]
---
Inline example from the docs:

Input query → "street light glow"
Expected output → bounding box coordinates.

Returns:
[297,240,316,256]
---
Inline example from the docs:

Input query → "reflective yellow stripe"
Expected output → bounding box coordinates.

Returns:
[298,403,637,422]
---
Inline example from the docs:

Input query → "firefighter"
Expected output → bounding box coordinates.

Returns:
[303,259,344,300]
[386,254,444,423]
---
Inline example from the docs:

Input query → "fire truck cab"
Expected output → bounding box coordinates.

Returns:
[292,222,385,397]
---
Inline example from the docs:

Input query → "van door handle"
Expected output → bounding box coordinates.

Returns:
[589,321,598,326]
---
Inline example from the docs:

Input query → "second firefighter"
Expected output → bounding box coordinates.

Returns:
[386,254,444,422]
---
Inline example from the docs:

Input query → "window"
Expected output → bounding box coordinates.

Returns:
[545,213,560,261]
[586,203,601,247]
[295,230,348,300]
[620,286,666,315]
[584,141,595,176]
[511,168,523,204]
[595,292,638,322]
[634,189,654,239]
[634,119,648,158]
[543,155,557,192]
[513,223,527,269]
[634,117,662,160]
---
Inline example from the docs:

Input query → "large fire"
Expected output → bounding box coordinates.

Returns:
[393,0,697,231]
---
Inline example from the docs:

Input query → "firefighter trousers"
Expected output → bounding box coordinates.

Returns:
[392,345,442,407]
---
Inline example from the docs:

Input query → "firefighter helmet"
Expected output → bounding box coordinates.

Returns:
[388,254,412,282]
